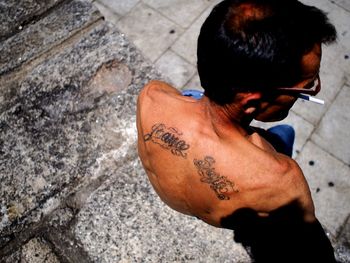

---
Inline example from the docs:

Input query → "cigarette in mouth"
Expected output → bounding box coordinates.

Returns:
[298,94,324,105]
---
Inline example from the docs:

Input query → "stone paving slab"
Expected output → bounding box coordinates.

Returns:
[2,237,60,263]
[74,161,251,263]
[99,0,139,16]
[171,4,214,66]
[0,0,64,41]
[332,0,350,12]
[155,50,196,89]
[296,141,350,236]
[143,0,211,28]
[117,2,184,62]
[0,0,102,76]
[0,16,158,247]
[312,85,350,164]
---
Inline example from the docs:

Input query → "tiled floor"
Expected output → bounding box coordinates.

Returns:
[93,0,350,237]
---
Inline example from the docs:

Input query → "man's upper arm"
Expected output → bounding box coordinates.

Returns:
[275,156,316,222]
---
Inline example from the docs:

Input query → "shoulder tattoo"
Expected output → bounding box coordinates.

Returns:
[193,156,239,200]
[143,123,190,158]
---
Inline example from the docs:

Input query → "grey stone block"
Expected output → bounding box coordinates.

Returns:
[74,161,251,263]
[2,237,60,263]
[0,0,102,76]
[0,20,159,244]
[0,0,64,41]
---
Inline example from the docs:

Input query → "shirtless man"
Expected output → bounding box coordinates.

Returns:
[137,0,337,261]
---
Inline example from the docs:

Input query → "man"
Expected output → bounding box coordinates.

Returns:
[137,0,337,261]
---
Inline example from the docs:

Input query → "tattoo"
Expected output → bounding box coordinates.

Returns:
[193,156,238,200]
[143,123,190,158]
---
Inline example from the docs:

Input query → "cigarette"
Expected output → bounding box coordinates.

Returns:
[298,94,324,105]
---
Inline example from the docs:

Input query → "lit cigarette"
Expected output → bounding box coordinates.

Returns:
[298,94,324,105]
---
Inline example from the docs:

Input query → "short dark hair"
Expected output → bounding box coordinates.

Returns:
[197,0,337,105]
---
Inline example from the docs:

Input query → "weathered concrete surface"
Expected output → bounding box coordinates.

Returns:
[0,0,64,41]
[2,237,60,263]
[0,17,158,244]
[0,0,102,75]
[74,162,250,262]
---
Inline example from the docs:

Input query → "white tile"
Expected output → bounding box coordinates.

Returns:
[332,0,350,12]
[328,5,350,53]
[99,0,139,16]
[155,50,196,89]
[312,85,350,165]
[142,0,211,28]
[118,3,183,62]
[171,2,216,65]
[296,141,350,236]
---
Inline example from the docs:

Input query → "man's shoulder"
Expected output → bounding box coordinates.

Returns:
[138,80,180,101]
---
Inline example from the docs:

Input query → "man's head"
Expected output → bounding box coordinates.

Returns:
[197,0,337,106]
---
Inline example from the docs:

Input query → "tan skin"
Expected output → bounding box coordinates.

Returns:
[137,44,321,228]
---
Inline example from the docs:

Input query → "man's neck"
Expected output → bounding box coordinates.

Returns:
[200,96,253,136]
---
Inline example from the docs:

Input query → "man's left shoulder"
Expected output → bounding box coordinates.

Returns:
[140,80,179,99]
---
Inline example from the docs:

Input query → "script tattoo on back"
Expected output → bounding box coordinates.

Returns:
[193,156,239,200]
[143,123,190,158]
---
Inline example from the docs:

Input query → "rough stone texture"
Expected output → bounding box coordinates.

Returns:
[0,18,159,247]
[0,0,102,76]
[0,0,64,41]
[74,162,251,263]
[2,237,60,263]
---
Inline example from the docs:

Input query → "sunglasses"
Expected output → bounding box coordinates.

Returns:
[274,75,321,96]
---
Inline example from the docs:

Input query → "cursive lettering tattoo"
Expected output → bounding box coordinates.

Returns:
[193,156,238,200]
[144,123,190,158]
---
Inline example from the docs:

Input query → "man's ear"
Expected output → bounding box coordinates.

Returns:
[240,92,262,115]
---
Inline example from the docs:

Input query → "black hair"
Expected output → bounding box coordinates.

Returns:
[197,0,337,105]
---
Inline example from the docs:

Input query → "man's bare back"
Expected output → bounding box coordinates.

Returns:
[137,80,314,227]
[136,1,338,260]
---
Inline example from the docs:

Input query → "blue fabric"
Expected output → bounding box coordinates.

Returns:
[267,125,295,157]
[181,90,295,156]
[182,89,204,100]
